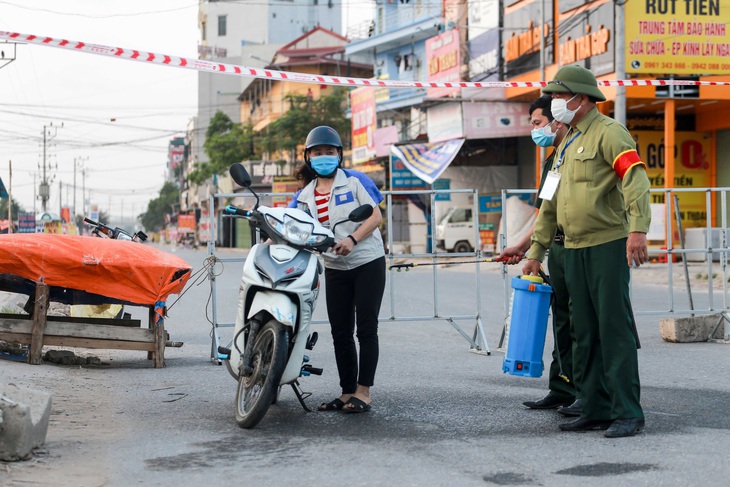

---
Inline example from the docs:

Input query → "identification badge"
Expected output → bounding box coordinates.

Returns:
[538,170,561,201]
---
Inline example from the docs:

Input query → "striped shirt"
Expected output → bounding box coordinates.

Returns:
[314,190,331,225]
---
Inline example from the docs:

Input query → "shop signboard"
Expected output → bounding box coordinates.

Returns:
[199,209,215,243]
[479,194,532,213]
[467,0,499,40]
[178,214,196,232]
[479,222,495,247]
[503,4,554,78]
[43,221,63,234]
[468,28,500,82]
[625,0,730,75]
[634,130,712,233]
[170,145,184,169]
[18,212,36,233]
[426,29,461,99]
[246,161,285,187]
[433,179,451,201]
[556,2,614,75]
[390,154,428,191]
[351,86,376,164]
[462,101,532,139]
[272,177,300,208]
[427,102,464,143]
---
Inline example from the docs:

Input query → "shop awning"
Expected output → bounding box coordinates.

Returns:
[390,138,465,184]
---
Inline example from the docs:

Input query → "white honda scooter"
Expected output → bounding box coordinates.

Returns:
[219,163,372,428]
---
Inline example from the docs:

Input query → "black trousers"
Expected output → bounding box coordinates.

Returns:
[324,256,386,394]
[546,243,578,402]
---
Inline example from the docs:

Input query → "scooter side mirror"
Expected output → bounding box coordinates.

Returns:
[348,204,373,223]
[229,163,252,188]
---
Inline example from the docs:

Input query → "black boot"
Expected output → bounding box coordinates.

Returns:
[557,398,584,417]
[523,394,572,409]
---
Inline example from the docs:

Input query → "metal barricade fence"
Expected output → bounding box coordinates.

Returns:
[498,187,730,345]
[204,188,490,364]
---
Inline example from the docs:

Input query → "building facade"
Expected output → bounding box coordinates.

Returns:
[341,0,730,250]
[182,1,345,245]
[502,0,730,237]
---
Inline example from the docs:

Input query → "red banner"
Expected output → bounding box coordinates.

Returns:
[350,87,376,164]
[170,146,184,169]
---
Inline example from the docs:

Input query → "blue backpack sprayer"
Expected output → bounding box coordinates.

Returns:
[389,259,563,379]
[502,273,553,378]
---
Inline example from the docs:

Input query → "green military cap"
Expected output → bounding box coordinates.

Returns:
[542,65,607,102]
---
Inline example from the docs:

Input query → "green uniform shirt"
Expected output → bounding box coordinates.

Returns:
[528,107,651,262]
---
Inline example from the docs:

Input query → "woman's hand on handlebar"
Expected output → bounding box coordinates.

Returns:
[332,237,355,256]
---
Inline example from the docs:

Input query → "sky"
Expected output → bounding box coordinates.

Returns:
[0,0,202,223]
[0,1,371,224]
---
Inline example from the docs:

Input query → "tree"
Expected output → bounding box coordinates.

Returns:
[259,88,349,161]
[139,182,179,232]
[188,111,255,185]
[0,197,24,221]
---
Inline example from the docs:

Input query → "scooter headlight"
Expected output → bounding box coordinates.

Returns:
[265,213,327,246]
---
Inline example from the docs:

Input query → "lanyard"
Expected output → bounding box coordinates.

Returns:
[554,130,580,170]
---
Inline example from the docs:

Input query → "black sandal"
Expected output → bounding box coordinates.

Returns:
[341,397,372,414]
[318,398,345,411]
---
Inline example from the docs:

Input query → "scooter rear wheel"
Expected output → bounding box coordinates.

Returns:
[234,319,289,428]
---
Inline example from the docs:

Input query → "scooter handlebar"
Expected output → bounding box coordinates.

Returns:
[83,217,113,236]
[224,205,251,217]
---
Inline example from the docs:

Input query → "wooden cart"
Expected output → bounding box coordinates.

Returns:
[0,234,191,367]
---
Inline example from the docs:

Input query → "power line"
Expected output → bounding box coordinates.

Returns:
[0,107,192,132]
[0,0,199,18]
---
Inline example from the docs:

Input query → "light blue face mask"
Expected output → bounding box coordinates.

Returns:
[531,121,558,147]
[310,155,339,177]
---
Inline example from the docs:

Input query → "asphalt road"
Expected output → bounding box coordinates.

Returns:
[2,245,730,486]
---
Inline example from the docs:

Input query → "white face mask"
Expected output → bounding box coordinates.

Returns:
[551,94,580,124]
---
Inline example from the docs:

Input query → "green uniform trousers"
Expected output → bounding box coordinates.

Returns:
[546,243,578,402]
[564,238,643,420]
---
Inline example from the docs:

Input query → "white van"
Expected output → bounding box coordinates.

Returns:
[435,206,478,253]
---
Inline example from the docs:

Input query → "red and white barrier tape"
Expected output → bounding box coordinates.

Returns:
[2,31,730,89]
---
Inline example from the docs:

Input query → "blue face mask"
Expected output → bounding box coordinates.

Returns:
[531,122,557,147]
[310,155,339,177]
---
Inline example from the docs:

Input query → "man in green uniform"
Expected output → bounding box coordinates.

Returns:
[523,66,651,438]
[499,95,581,414]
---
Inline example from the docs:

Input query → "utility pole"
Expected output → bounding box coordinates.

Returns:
[7,160,11,233]
[73,158,77,218]
[41,127,48,211]
[73,156,88,219]
[32,172,37,214]
[614,1,626,124]
[39,122,62,212]
[59,181,62,217]
[81,166,88,217]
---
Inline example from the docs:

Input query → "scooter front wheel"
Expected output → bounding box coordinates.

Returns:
[234,319,289,428]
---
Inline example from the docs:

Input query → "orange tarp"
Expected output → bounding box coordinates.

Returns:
[0,234,192,306]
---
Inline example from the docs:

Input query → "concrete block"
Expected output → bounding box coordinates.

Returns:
[0,383,53,461]
[659,314,726,343]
